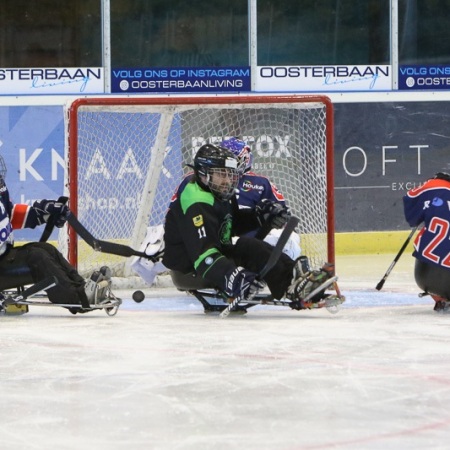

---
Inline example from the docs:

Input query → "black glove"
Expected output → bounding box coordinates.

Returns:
[256,199,291,229]
[224,267,265,300]
[434,172,450,182]
[33,199,69,228]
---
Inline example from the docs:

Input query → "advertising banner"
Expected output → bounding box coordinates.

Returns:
[0,68,104,95]
[111,67,251,93]
[334,102,450,232]
[0,105,65,241]
[256,65,391,91]
[399,65,450,90]
[2,101,450,235]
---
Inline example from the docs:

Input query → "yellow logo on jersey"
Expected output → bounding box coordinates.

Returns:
[193,215,204,227]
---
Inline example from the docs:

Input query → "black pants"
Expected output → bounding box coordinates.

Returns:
[414,258,450,300]
[223,237,294,299]
[0,242,89,307]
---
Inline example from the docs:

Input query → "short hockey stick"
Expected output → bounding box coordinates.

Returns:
[375,225,419,291]
[220,215,300,318]
[2,276,58,305]
[66,212,158,261]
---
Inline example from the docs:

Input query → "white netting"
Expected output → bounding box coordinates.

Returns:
[62,96,333,285]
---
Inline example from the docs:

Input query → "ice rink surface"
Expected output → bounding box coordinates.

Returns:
[2,253,450,450]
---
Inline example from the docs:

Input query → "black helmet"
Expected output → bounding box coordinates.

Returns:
[193,144,239,200]
[434,172,450,183]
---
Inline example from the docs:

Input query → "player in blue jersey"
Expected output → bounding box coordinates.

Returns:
[220,137,301,260]
[220,137,286,211]
[0,155,111,314]
[403,172,450,311]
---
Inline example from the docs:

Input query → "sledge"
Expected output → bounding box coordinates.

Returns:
[168,216,345,317]
[65,211,346,317]
[171,271,345,316]
[0,276,122,316]
[0,198,126,317]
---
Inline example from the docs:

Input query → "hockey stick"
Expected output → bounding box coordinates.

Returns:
[2,276,58,305]
[375,225,419,291]
[39,196,69,242]
[220,215,300,318]
[66,212,158,261]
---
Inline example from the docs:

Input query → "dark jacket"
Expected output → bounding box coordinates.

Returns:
[163,176,259,290]
[404,177,450,268]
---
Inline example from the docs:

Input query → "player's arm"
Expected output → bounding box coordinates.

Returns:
[179,201,235,282]
[232,198,260,235]
[10,204,33,229]
[402,178,443,227]
[11,199,68,230]
[264,178,286,205]
[252,177,289,231]
[403,194,425,227]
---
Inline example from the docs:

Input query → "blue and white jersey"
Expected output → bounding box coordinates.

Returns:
[0,181,43,257]
[0,196,14,257]
[404,177,450,268]
[236,171,285,210]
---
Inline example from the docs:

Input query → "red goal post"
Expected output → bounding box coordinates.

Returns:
[63,95,335,280]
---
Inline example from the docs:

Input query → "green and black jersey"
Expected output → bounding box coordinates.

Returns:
[163,177,259,291]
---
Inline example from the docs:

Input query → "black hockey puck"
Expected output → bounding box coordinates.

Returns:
[132,290,145,303]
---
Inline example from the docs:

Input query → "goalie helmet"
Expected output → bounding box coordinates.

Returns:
[193,144,239,201]
[220,137,253,174]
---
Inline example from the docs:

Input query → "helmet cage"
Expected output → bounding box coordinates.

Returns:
[204,166,239,201]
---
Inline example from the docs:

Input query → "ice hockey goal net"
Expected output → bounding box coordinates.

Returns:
[63,95,334,282]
